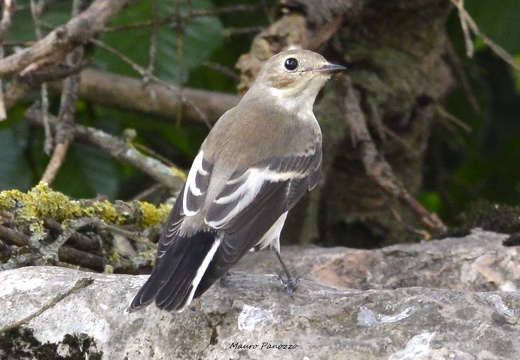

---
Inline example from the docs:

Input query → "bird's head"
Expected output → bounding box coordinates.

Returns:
[247,49,346,115]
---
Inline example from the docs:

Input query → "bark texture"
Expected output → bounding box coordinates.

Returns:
[238,0,454,247]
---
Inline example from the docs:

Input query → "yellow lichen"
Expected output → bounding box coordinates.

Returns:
[140,201,171,227]
[0,182,81,233]
[96,200,119,224]
[0,182,174,237]
[104,264,114,274]
[28,182,83,220]
[0,189,24,210]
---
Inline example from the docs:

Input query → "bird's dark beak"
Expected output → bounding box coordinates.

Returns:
[316,63,347,74]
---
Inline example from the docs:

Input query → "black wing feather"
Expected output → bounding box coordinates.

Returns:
[195,182,289,298]
[195,146,321,297]
[129,187,218,311]
[130,142,322,311]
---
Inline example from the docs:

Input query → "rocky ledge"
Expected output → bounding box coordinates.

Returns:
[1,229,519,359]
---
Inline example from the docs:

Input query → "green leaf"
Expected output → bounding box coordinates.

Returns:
[466,0,520,54]
[52,143,121,200]
[0,124,33,191]
[97,0,224,85]
[417,191,443,214]
[7,0,72,43]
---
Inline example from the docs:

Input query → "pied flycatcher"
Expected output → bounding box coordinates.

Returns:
[129,49,346,312]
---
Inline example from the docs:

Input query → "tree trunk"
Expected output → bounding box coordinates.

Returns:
[239,0,454,248]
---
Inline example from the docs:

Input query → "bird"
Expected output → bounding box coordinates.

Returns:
[128,49,346,312]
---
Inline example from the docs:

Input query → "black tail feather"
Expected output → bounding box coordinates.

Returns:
[129,230,218,312]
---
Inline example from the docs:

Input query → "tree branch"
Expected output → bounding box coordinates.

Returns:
[49,68,240,125]
[25,104,186,193]
[338,75,447,236]
[0,0,132,77]
[41,0,88,184]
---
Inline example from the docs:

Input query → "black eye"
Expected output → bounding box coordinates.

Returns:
[284,57,298,71]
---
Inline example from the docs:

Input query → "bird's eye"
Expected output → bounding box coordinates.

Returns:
[284,58,299,71]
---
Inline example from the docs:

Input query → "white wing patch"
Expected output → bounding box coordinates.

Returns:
[256,212,288,252]
[206,167,306,229]
[183,151,210,216]
[184,236,221,307]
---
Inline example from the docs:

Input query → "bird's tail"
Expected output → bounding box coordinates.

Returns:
[128,230,220,312]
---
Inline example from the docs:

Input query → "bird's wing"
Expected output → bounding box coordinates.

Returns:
[128,184,222,311]
[206,144,322,230]
[193,142,322,296]
[129,151,216,311]
[182,151,213,217]
[129,143,321,311]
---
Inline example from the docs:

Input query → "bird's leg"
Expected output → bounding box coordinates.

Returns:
[272,248,299,296]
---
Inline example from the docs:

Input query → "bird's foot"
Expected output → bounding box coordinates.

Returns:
[275,274,300,297]
[219,271,232,287]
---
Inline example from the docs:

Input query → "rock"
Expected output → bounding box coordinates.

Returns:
[237,229,519,292]
[1,229,520,359]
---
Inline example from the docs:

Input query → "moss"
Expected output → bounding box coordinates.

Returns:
[0,183,171,230]
[139,201,170,228]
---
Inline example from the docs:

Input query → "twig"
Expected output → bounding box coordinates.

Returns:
[40,142,70,183]
[0,0,132,77]
[103,223,158,249]
[174,0,186,129]
[90,38,212,129]
[436,106,472,134]
[203,61,239,81]
[450,0,520,72]
[25,104,186,192]
[30,0,52,154]
[147,0,159,75]
[133,142,176,168]
[0,0,16,120]
[102,4,261,33]
[224,26,264,38]
[0,0,15,37]
[41,0,87,184]
[338,75,447,235]
[445,38,480,114]
[0,277,94,334]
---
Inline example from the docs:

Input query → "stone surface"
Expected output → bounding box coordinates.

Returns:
[237,229,518,292]
[1,229,520,359]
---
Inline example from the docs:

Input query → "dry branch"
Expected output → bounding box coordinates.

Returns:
[338,75,447,236]
[49,68,239,125]
[0,0,132,76]
[41,0,88,184]
[25,104,186,193]
[0,184,167,272]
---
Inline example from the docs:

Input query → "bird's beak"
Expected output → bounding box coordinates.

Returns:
[316,63,347,74]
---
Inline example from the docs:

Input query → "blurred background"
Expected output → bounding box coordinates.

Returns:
[1,0,519,248]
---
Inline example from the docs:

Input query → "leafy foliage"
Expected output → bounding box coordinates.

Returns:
[1,0,519,234]
[419,0,520,223]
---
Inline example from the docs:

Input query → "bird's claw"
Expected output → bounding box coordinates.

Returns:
[275,274,300,297]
